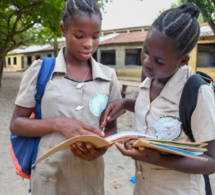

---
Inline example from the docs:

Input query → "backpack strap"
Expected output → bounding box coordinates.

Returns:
[179,74,206,142]
[179,72,213,195]
[34,57,56,119]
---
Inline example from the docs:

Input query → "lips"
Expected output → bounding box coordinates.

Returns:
[143,67,154,77]
[80,52,91,59]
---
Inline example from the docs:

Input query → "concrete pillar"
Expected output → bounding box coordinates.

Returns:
[116,47,125,69]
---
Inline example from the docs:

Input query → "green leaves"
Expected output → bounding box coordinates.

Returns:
[0,0,65,51]
[181,0,215,22]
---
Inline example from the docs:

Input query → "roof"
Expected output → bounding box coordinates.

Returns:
[99,31,147,45]
[99,23,214,46]
[8,43,65,55]
[199,23,214,37]
[7,23,215,55]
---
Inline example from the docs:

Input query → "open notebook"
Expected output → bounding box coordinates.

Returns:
[33,131,208,167]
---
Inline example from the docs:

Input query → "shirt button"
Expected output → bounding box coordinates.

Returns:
[75,105,84,111]
[137,169,142,175]
[147,104,151,110]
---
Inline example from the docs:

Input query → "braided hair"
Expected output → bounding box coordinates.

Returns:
[151,3,200,57]
[62,0,102,29]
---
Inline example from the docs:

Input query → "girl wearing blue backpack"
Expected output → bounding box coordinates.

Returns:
[101,3,215,195]
[10,0,121,194]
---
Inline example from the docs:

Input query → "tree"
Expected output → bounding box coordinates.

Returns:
[0,0,64,87]
[181,0,215,33]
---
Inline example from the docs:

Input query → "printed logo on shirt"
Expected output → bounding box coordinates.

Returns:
[154,116,182,141]
[89,94,108,117]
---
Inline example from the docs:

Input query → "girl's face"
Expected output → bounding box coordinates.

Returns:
[61,13,101,62]
[141,28,188,81]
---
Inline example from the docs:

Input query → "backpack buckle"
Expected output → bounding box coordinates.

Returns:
[35,93,42,103]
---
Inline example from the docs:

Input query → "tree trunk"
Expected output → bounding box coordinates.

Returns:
[53,37,58,57]
[0,53,7,88]
[208,19,215,34]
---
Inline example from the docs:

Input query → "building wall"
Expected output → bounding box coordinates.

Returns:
[6,36,215,82]
[5,51,54,70]
[6,54,23,70]
[189,36,215,81]
[97,43,143,80]
[98,43,142,69]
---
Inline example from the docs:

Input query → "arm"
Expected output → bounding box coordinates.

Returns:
[115,139,215,175]
[10,105,105,139]
[100,98,136,128]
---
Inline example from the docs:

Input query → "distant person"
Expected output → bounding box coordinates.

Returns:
[101,3,215,195]
[10,0,121,194]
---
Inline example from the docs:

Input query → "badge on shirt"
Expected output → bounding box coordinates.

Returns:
[154,116,182,141]
[89,94,108,117]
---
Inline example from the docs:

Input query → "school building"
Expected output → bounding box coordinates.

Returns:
[4,23,215,80]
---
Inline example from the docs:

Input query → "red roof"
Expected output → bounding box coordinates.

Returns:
[99,23,214,45]
[99,31,147,45]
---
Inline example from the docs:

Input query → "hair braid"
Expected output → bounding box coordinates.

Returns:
[62,0,102,28]
[152,3,200,56]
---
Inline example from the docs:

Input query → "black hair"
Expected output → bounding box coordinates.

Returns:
[62,0,102,28]
[151,3,200,56]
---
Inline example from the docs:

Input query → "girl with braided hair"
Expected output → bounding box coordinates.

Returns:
[101,3,215,194]
[10,0,121,194]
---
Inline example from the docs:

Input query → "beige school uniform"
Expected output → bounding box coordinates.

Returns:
[134,66,215,195]
[15,47,121,195]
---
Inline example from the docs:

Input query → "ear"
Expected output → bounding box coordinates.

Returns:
[179,55,190,66]
[60,24,66,37]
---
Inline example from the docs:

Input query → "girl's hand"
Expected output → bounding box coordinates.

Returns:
[100,99,126,128]
[56,118,105,139]
[70,142,110,161]
[115,140,161,163]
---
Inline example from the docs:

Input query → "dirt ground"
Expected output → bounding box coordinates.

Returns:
[0,71,140,195]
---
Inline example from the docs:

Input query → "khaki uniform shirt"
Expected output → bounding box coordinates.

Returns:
[15,47,121,195]
[134,66,215,195]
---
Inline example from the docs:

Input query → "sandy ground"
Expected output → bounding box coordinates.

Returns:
[0,71,140,195]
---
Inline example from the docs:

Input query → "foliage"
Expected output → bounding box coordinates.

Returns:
[170,0,204,23]
[0,0,65,53]
[0,0,66,86]
[181,0,215,22]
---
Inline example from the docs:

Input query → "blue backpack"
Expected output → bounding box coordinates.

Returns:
[9,57,56,179]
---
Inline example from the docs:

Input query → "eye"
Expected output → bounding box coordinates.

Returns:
[93,36,100,40]
[93,33,100,40]
[155,59,165,66]
[75,35,83,39]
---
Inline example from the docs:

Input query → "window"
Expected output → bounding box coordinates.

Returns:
[100,50,116,65]
[125,49,141,66]
[8,57,11,65]
[36,55,41,60]
[13,57,17,65]
[27,56,32,66]
[197,43,215,68]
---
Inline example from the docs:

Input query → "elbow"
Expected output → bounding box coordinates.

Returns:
[9,123,15,135]
[204,160,215,175]
[208,166,215,175]
[9,120,18,135]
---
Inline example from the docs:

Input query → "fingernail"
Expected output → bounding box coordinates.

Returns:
[101,131,105,137]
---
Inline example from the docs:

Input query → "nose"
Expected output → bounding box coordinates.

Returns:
[142,53,153,69]
[83,38,93,48]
